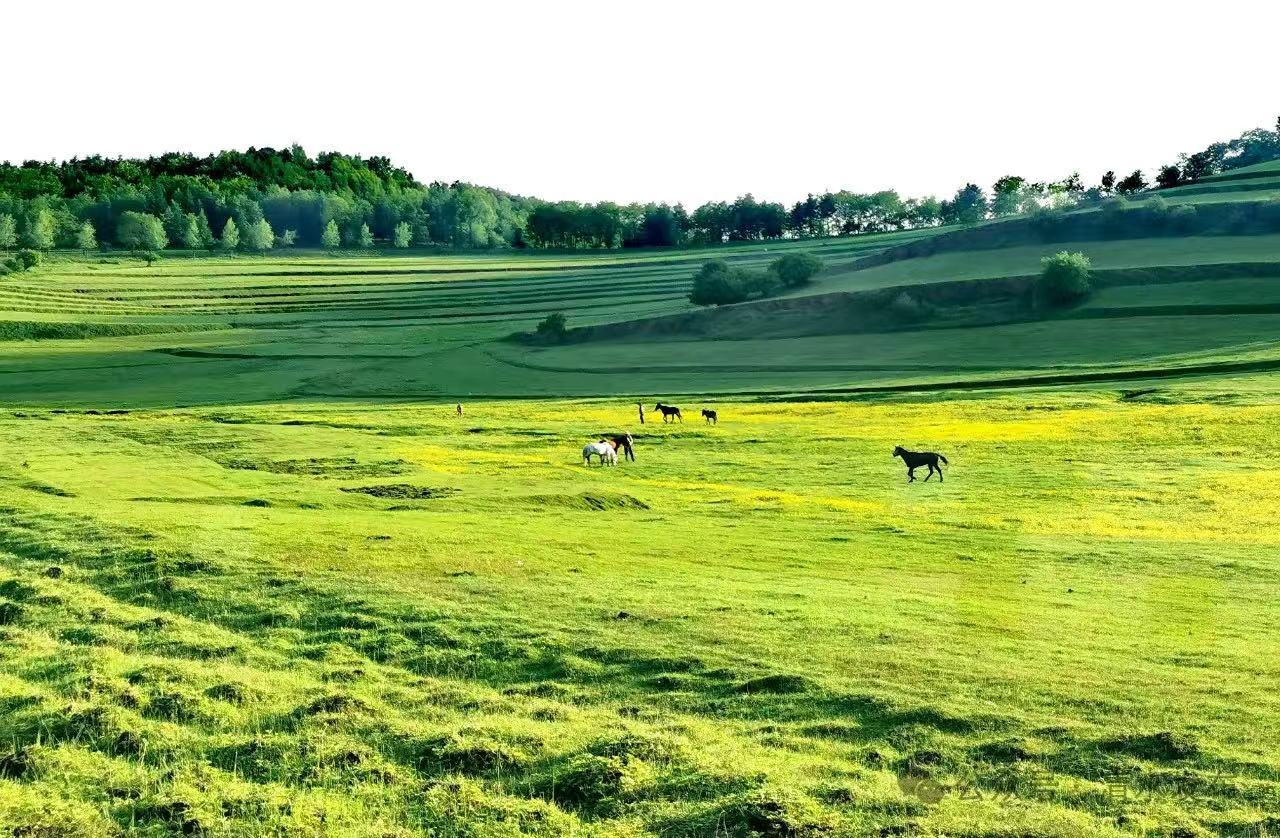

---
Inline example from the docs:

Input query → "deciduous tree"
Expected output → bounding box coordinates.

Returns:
[116,212,168,251]
[321,220,341,248]
[220,218,240,251]
[75,222,97,251]
[22,209,56,250]
[0,214,16,249]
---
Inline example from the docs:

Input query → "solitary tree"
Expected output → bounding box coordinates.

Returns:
[393,221,412,248]
[241,218,275,251]
[280,229,297,247]
[75,222,97,251]
[358,223,374,248]
[534,312,569,343]
[770,252,824,288]
[116,212,168,251]
[220,218,240,251]
[321,220,341,248]
[1039,251,1093,305]
[0,214,16,249]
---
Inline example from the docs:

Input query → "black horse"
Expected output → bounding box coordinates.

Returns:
[600,433,636,462]
[654,403,682,423]
[893,446,948,482]
[701,409,717,424]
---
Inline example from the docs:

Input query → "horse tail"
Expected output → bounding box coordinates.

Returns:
[938,454,948,465]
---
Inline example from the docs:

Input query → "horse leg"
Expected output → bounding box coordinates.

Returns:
[907,467,916,483]
[924,464,933,482]
[937,463,943,482]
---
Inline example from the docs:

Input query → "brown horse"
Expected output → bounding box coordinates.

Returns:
[893,446,948,482]
[600,433,636,462]
[654,403,682,423]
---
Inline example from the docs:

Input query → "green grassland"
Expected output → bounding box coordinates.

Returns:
[4,228,1280,405]
[3,394,1280,837]
[2,211,1280,836]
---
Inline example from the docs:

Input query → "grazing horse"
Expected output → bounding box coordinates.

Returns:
[893,446,948,482]
[701,409,718,424]
[600,433,636,462]
[583,441,617,466]
[654,403,682,423]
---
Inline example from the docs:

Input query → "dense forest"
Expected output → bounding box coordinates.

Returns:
[1,121,1277,254]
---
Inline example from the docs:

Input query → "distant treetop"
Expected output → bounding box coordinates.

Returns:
[0,146,419,201]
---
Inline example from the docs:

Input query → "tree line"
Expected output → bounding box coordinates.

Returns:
[1,119,1277,255]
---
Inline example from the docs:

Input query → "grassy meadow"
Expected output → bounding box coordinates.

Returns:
[3,393,1279,837]
[2,216,1280,836]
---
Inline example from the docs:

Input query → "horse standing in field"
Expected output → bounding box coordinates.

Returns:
[583,441,618,466]
[600,433,636,462]
[701,409,718,424]
[654,403,682,423]
[893,446,948,482]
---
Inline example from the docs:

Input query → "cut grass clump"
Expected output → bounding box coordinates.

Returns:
[662,787,836,837]
[1098,730,1201,761]
[414,732,536,775]
[737,673,819,695]
[221,456,409,477]
[533,753,627,812]
[525,493,650,511]
[340,484,459,500]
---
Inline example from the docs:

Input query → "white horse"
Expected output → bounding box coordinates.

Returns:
[582,441,617,466]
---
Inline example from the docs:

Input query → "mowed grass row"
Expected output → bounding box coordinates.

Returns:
[1,394,1278,836]
[2,227,1280,406]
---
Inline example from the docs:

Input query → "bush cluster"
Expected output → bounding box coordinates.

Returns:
[689,253,824,306]
[0,248,41,276]
[1038,251,1093,305]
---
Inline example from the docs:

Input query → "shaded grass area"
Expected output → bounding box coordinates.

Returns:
[0,320,213,342]
[1,236,1279,406]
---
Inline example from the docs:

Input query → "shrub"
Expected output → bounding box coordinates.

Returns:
[689,261,779,306]
[1039,251,1093,305]
[769,252,824,288]
[740,268,780,298]
[15,249,41,271]
[689,261,748,306]
[534,312,568,343]
[134,250,161,267]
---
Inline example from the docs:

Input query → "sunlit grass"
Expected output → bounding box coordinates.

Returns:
[1,393,1278,835]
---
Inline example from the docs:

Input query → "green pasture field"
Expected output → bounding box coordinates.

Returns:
[4,233,1280,406]
[1,225,1280,836]
[2,391,1279,837]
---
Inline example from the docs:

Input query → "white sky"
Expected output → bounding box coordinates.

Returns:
[3,0,1278,208]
